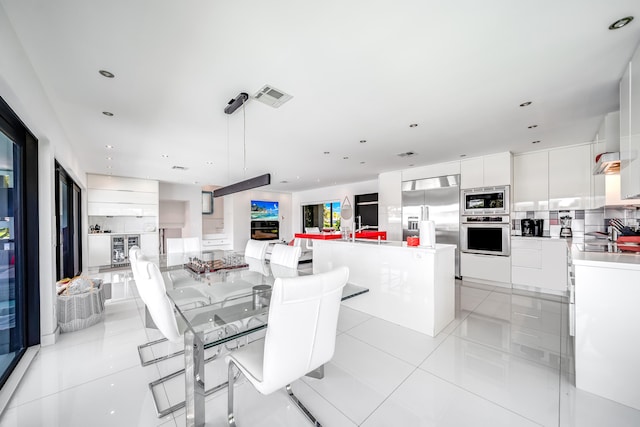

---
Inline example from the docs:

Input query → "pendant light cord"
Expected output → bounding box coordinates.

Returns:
[242,101,246,179]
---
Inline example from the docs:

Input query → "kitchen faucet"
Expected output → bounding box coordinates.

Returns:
[352,215,369,242]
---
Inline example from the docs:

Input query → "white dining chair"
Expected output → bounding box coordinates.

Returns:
[226,266,349,426]
[269,244,301,269]
[244,239,269,261]
[166,237,184,254]
[183,236,200,253]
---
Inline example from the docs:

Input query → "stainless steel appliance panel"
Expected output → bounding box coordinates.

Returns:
[460,221,510,256]
[461,186,510,215]
[402,175,460,277]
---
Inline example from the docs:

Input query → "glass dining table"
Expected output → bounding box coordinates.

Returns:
[158,251,368,427]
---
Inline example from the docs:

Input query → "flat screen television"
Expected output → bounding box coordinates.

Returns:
[251,200,279,221]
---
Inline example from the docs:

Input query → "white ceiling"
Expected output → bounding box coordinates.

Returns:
[2,0,640,192]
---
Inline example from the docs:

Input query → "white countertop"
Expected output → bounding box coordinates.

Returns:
[317,239,455,252]
[571,245,640,270]
[511,235,569,243]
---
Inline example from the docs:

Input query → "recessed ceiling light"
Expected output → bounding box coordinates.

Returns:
[205,161,213,165]
[532,140,541,144]
[609,16,634,30]
[280,180,288,184]
[102,111,114,116]
[519,101,532,107]
[528,124,538,129]
[107,165,112,169]
[360,140,367,143]
[409,123,418,128]
[460,154,467,158]
[99,70,115,78]
[105,145,113,149]
[296,176,300,179]
[106,157,112,160]
[343,156,349,160]
[316,178,320,182]
[408,164,415,167]
[360,161,365,164]
[323,151,330,155]
[194,181,199,184]
[161,154,169,158]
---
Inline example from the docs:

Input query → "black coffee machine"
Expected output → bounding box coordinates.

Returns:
[521,219,544,237]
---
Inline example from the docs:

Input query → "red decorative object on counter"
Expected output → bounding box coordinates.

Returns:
[407,236,420,246]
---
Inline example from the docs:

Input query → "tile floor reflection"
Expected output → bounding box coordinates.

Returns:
[1,271,639,426]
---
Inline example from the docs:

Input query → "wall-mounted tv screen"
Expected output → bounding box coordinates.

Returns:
[251,200,279,221]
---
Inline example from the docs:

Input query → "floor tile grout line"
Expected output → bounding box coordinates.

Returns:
[7,363,153,410]
[415,368,546,427]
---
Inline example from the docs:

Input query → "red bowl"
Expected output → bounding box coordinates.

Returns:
[407,236,420,246]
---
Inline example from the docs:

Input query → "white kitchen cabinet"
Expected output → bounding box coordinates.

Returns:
[460,152,511,189]
[548,144,591,210]
[460,252,511,286]
[513,151,549,211]
[87,174,159,217]
[605,174,640,206]
[88,235,111,267]
[511,237,568,294]
[88,174,158,193]
[620,45,640,199]
[140,233,158,257]
[87,202,159,217]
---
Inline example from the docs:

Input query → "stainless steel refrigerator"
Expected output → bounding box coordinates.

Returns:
[402,174,460,277]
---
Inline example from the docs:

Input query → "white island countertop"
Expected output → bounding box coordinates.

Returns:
[571,246,640,270]
[313,239,456,336]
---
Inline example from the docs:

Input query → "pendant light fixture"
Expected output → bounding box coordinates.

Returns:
[214,92,271,198]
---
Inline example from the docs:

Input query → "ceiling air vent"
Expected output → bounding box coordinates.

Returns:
[397,151,418,158]
[253,85,293,108]
[171,165,189,171]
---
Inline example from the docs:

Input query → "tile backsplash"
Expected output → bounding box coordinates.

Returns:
[512,207,639,242]
[89,216,157,233]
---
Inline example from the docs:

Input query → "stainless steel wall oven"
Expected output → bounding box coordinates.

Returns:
[460,216,510,256]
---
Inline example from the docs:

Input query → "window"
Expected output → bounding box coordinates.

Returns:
[0,96,40,388]
[302,200,340,231]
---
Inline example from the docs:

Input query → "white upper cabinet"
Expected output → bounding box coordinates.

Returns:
[460,152,511,189]
[548,144,591,210]
[605,174,640,206]
[87,174,159,217]
[620,45,640,199]
[513,151,549,211]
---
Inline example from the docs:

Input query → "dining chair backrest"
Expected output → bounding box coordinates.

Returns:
[183,237,200,253]
[244,239,269,261]
[269,244,301,269]
[129,245,144,266]
[304,227,320,234]
[166,238,184,254]
[259,266,349,394]
[134,259,181,342]
[269,263,299,279]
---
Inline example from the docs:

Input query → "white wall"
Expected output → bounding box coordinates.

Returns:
[159,182,202,240]
[159,200,186,229]
[291,180,378,234]
[0,5,87,346]
[226,190,292,251]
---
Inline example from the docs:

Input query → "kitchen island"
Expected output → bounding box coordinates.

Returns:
[572,248,640,411]
[313,239,455,336]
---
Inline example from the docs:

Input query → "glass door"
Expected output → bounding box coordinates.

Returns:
[0,132,19,380]
[55,162,82,280]
[0,95,40,389]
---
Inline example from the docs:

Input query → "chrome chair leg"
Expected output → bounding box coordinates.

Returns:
[286,384,322,427]
[137,338,184,366]
[228,361,238,427]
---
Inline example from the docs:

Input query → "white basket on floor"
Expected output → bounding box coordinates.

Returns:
[57,284,106,332]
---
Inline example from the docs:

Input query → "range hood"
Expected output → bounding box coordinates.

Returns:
[593,152,620,175]
[592,111,621,175]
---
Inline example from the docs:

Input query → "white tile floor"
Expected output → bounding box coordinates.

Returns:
[1,270,640,426]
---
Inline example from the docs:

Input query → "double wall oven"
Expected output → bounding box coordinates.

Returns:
[460,186,510,256]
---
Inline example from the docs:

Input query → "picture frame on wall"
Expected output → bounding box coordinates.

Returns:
[202,191,213,214]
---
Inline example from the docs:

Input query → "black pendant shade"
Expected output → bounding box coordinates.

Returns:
[213,173,271,198]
